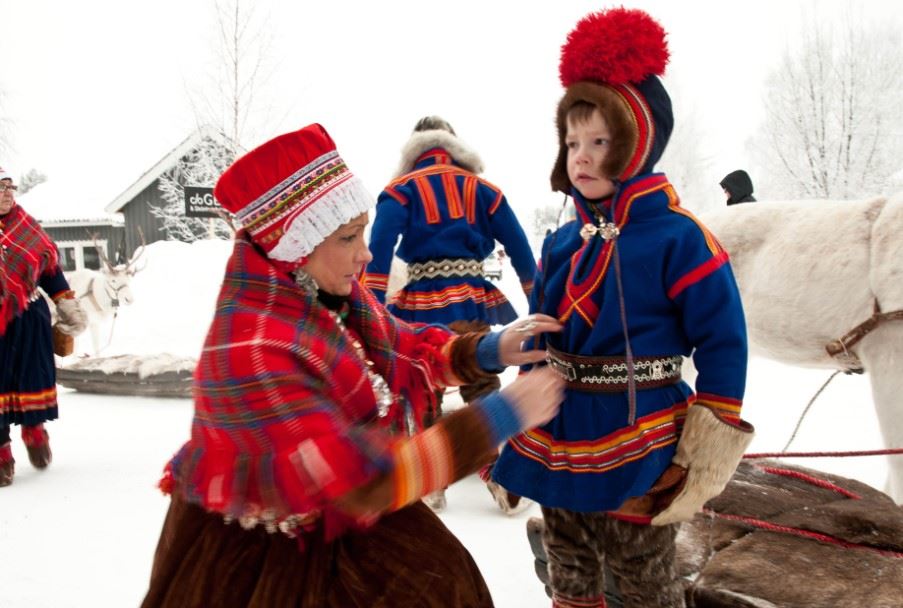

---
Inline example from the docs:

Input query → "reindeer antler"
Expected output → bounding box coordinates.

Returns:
[125,226,148,275]
[88,231,116,272]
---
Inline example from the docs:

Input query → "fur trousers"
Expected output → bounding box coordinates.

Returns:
[541,506,685,608]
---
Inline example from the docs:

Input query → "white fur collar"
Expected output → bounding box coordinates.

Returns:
[394,130,484,178]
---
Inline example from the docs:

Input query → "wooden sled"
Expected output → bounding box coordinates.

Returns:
[56,354,195,399]
[527,460,903,607]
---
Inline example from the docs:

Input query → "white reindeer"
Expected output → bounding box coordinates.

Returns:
[699,191,903,502]
[66,236,146,355]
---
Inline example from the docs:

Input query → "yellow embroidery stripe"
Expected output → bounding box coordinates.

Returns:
[0,388,58,410]
[391,425,454,510]
[393,285,509,311]
[665,188,722,256]
[464,176,477,223]
[413,177,441,224]
[385,165,466,188]
[442,173,464,219]
[523,407,686,456]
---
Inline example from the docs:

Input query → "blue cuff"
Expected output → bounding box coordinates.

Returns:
[475,392,522,446]
[476,331,504,373]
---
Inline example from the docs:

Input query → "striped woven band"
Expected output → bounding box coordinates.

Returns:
[235,149,374,261]
[407,258,485,282]
[611,83,654,181]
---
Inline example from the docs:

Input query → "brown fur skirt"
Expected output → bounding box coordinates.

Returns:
[142,497,493,608]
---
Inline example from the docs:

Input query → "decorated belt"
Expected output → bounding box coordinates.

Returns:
[407,258,484,282]
[546,346,682,392]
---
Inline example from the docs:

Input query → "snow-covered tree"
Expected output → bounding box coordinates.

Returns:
[750,13,903,199]
[531,201,566,248]
[149,131,235,242]
[659,91,715,213]
[16,169,47,195]
[150,1,280,242]
[0,89,12,159]
[188,0,278,149]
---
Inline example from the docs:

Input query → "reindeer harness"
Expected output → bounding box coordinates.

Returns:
[825,300,903,372]
[77,275,127,314]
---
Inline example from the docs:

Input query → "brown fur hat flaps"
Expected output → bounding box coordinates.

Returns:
[550,82,637,195]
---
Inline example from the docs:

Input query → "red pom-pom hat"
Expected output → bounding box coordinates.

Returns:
[551,7,674,192]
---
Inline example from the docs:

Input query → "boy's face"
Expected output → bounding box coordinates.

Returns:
[565,109,616,200]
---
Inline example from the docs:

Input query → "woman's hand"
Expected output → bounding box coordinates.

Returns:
[498,314,562,366]
[500,367,565,430]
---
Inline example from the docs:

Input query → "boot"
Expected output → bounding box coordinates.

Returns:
[486,479,533,515]
[0,442,14,487]
[423,489,447,512]
[21,424,52,469]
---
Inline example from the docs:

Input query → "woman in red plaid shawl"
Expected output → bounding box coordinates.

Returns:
[0,167,87,486]
[142,124,564,608]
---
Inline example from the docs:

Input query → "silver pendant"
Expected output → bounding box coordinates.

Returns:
[580,221,620,241]
[293,269,319,295]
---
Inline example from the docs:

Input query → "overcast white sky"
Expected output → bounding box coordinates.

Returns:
[2,0,900,221]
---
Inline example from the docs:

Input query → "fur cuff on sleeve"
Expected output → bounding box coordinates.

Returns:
[651,405,754,525]
[448,327,498,385]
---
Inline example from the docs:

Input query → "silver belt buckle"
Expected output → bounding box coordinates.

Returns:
[547,353,577,381]
[650,360,665,380]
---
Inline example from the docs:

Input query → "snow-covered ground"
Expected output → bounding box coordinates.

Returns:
[0,240,888,607]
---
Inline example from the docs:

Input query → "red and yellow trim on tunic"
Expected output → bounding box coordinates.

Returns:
[665,187,732,299]
[665,188,725,256]
[392,284,510,312]
[441,173,464,219]
[1,387,58,413]
[558,177,671,325]
[390,424,455,510]
[383,186,408,205]
[667,252,729,299]
[693,393,743,425]
[413,176,441,224]
[463,175,478,223]
[507,400,689,474]
[416,148,453,167]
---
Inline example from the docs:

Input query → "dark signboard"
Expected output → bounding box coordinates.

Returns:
[184,186,221,218]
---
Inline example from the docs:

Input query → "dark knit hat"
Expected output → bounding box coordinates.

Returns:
[214,123,374,263]
[720,169,755,204]
[551,7,674,194]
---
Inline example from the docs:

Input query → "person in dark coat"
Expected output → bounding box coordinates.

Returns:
[720,169,756,205]
[0,166,87,486]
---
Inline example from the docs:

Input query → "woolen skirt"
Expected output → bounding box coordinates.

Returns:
[0,298,59,428]
[142,497,494,608]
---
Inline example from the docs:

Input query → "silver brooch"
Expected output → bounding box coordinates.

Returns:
[580,221,620,242]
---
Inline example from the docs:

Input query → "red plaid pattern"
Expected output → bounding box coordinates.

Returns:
[0,203,60,335]
[165,232,462,531]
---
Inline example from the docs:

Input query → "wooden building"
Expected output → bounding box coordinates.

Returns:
[40,217,125,271]
[102,126,233,258]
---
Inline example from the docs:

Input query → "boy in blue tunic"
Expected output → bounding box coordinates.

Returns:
[491,8,754,608]
[365,116,537,512]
